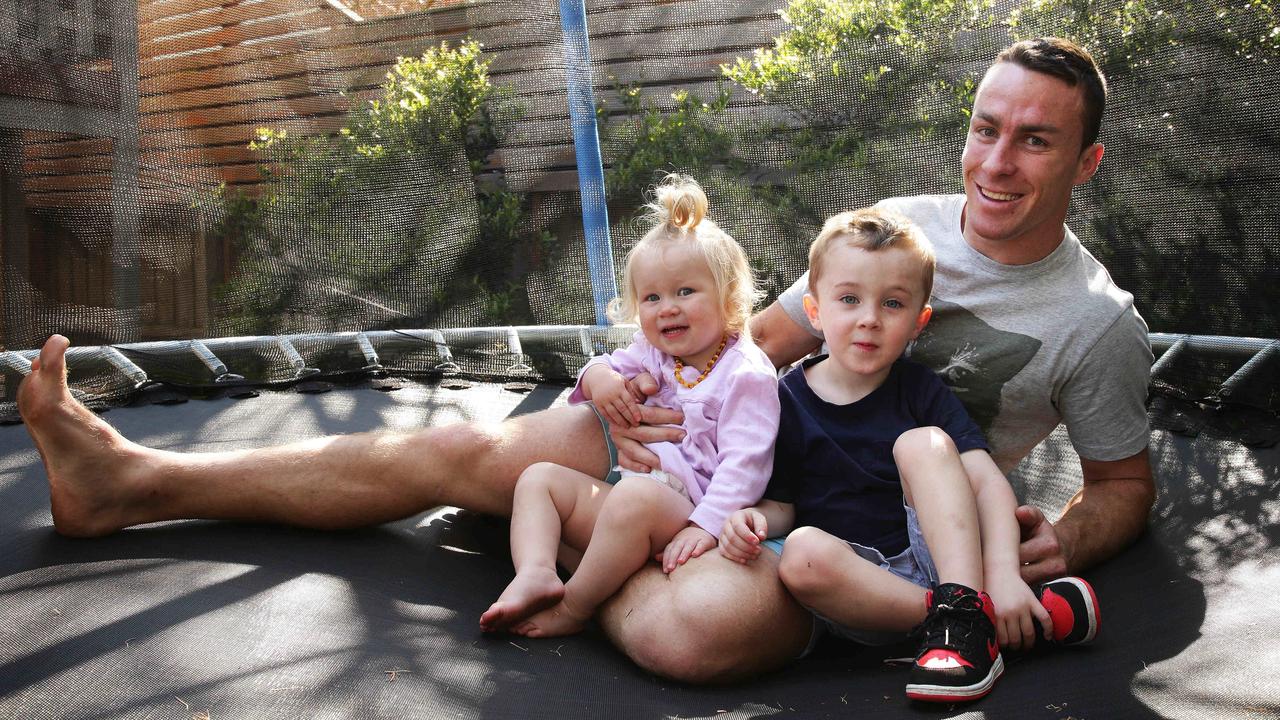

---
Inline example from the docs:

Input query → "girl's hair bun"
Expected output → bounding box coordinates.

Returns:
[647,173,707,232]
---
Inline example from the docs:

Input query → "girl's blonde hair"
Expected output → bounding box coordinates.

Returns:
[607,174,762,336]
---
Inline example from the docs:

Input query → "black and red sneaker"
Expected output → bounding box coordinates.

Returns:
[1035,576,1101,645]
[905,583,1003,703]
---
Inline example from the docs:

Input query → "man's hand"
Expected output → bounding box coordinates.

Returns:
[660,526,716,573]
[609,384,684,473]
[1017,504,1069,585]
[719,508,768,564]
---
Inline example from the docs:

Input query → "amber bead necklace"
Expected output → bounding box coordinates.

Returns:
[673,334,728,389]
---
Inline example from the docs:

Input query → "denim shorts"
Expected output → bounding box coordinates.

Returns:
[766,500,938,653]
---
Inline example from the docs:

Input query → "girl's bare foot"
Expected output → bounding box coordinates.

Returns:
[510,598,590,638]
[480,567,564,632]
[17,335,152,536]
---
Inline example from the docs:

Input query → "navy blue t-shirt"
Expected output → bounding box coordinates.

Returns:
[766,356,989,556]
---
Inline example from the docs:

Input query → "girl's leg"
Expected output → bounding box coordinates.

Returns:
[514,477,693,638]
[779,526,928,632]
[480,462,611,632]
[894,426,982,589]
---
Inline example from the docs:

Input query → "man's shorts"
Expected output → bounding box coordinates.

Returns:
[586,402,623,485]
[765,499,939,654]
[588,403,694,500]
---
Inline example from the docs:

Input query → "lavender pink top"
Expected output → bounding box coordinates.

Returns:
[569,331,781,534]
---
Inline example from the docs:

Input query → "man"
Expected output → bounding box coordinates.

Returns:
[596,37,1154,680]
[18,37,1154,683]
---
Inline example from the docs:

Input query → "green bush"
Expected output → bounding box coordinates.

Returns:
[207,41,539,335]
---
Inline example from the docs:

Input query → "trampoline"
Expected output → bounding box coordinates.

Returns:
[1,0,1278,717]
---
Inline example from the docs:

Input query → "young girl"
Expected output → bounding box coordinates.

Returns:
[479,174,780,638]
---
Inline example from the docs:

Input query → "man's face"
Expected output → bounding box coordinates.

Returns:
[961,61,1104,264]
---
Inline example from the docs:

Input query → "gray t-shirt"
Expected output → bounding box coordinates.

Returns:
[779,194,1153,472]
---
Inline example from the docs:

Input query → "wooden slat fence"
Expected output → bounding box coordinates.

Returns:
[3,0,787,343]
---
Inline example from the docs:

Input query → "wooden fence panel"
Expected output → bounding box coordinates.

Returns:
[7,0,789,342]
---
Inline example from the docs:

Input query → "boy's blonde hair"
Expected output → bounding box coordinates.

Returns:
[608,174,762,335]
[808,208,935,306]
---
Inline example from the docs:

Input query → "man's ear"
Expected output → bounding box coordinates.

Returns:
[1074,142,1104,185]
[912,304,933,338]
[802,293,822,332]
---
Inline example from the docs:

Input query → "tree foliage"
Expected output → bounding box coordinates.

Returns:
[600,0,1278,337]
[207,41,537,335]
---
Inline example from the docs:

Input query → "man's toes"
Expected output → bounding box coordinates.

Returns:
[37,335,70,379]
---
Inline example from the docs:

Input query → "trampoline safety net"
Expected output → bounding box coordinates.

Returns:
[0,0,1276,430]
[0,0,1275,439]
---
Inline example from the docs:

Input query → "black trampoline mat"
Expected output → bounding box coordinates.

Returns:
[1,380,1277,719]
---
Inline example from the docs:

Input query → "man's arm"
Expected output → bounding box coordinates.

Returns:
[749,301,822,369]
[1018,446,1156,584]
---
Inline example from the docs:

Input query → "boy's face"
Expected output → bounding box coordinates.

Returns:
[804,242,932,382]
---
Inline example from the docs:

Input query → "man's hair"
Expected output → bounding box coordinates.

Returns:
[997,37,1108,149]
[808,208,935,305]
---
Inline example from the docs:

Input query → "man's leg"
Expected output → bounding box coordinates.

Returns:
[598,550,812,683]
[18,335,611,536]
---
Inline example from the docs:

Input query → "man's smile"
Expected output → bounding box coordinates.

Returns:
[978,186,1022,202]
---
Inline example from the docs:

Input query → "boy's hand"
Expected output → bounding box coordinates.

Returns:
[987,571,1053,651]
[659,526,717,573]
[583,365,641,428]
[719,509,768,564]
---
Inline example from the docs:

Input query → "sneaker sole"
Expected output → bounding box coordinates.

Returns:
[1051,576,1100,644]
[905,654,1004,703]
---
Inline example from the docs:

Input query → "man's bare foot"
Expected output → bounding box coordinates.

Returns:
[480,567,564,632]
[18,334,151,537]
[510,598,590,638]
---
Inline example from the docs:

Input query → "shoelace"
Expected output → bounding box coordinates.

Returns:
[918,597,985,649]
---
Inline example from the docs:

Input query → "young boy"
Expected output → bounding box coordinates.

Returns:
[719,208,1100,703]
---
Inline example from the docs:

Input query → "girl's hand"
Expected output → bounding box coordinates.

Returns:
[659,526,717,573]
[583,365,641,428]
[719,509,768,564]
[624,372,658,403]
[987,571,1052,651]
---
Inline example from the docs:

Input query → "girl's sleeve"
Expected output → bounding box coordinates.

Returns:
[568,331,658,404]
[687,367,781,534]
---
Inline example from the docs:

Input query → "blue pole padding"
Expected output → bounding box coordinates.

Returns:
[559,0,616,326]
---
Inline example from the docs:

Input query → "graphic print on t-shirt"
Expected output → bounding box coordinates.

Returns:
[910,299,1041,435]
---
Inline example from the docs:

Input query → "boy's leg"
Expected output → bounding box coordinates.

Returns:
[777,526,928,632]
[598,549,813,683]
[894,426,1001,703]
[514,477,692,638]
[481,462,612,632]
[19,335,612,536]
[894,426,982,590]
